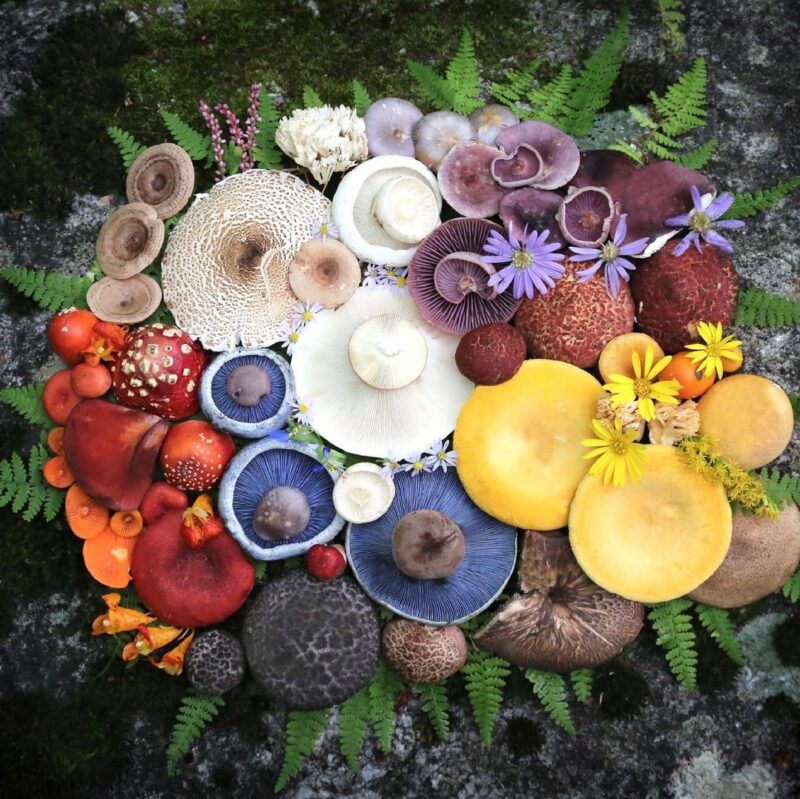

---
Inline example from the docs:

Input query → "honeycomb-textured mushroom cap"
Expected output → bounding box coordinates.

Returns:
[186,629,246,695]
[161,169,330,351]
[242,570,380,709]
[382,619,468,683]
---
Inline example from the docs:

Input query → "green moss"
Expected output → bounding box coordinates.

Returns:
[772,613,800,667]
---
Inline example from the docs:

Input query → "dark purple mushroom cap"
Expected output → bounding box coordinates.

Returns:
[365,97,424,158]
[438,142,507,218]
[499,188,565,246]
[408,218,522,335]
[491,144,544,188]
[571,150,637,203]
[412,111,476,171]
[495,121,580,190]
[557,186,616,246]
[469,104,520,145]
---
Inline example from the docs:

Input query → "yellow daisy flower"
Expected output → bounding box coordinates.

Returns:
[604,344,681,421]
[684,321,743,379]
[582,418,647,487]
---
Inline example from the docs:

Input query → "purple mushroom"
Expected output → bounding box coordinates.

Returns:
[570,150,637,205]
[491,144,544,188]
[438,142,508,218]
[557,186,616,247]
[498,188,565,246]
[364,97,424,158]
[412,111,477,172]
[495,121,580,190]
[469,104,520,145]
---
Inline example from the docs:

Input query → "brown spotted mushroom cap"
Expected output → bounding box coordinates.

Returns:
[161,169,330,351]
[95,202,165,278]
[382,618,468,684]
[87,274,162,325]
[126,143,195,219]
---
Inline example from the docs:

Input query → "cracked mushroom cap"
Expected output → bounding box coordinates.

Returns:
[475,530,644,671]
[243,570,380,709]
[95,202,165,278]
[87,274,162,325]
[126,143,195,219]
[161,169,330,351]
[382,619,468,683]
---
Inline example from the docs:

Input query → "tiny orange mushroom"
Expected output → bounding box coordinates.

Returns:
[83,526,137,589]
[47,427,65,455]
[109,509,144,538]
[43,455,75,488]
[65,484,109,539]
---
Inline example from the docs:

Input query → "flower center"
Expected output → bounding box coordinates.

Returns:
[609,434,629,455]
[633,377,652,399]
[319,223,330,235]
[690,210,712,234]
[704,340,723,358]
[511,249,533,270]
[601,242,619,262]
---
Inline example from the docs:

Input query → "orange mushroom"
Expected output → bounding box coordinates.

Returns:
[109,509,144,538]
[47,427,65,455]
[43,455,74,489]
[65,484,109,539]
[83,526,137,588]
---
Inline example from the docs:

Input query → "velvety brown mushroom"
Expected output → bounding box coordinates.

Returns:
[86,274,162,324]
[126,143,195,219]
[382,618,468,683]
[288,238,361,308]
[474,530,644,671]
[95,202,165,278]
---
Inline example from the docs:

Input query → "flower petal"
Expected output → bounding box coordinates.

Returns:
[706,192,735,219]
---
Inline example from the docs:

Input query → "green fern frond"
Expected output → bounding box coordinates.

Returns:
[107,126,145,169]
[675,138,718,170]
[303,85,323,108]
[462,650,511,746]
[607,140,644,162]
[158,109,212,162]
[1,267,93,313]
[648,599,697,691]
[734,287,800,327]
[649,57,709,136]
[221,142,242,176]
[406,59,454,110]
[0,382,50,427]
[525,669,575,734]
[757,468,800,509]
[414,682,450,742]
[275,709,330,792]
[367,660,403,754]
[723,178,800,219]
[0,445,65,523]
[166,692,225,777]
[352,79,372,114]
[694,603,744,665]
[658,0,686,50]
[445,29,482,115]
[253,94,284,169]
[529,65,574,126]
[338,687,370,772]
[788,393,800,420]
[489,59,542,108]
[253,560,267,583]
[569,669,594,703]
[782,570,800,602]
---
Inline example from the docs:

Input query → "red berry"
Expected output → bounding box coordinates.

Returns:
[47,309,98,366]
[42,369,82,424]
[306,544,347,581]
[159,421,235,492]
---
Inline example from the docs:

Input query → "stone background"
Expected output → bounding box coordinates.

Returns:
[0,1,798,797]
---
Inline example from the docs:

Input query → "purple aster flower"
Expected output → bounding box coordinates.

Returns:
[311,220,341,241]
[664,185,745,256]
[569,214,649,299]
[482,226,565,300]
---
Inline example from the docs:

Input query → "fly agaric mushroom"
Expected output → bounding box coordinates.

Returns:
[475,531,644,671]
[290,287,472,458]
[87,275,162,325]
[438,142,507,218]
[95,202,165,278]
[333,462,395,524]
[126,143,195,219]
[159,420,235,492]
[412,111,476,171]
[364,97,424,157]
[382,619,468,683]
[468,104,519,145]
[162,169,330,351]
[288,238,361,309]
[346,469,517,625]
[331,155,442,267]
[557,186,617,247]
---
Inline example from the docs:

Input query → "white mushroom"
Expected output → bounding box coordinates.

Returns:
[333,462,395,523]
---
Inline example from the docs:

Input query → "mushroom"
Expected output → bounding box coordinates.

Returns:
[243,570,380,709]
[556,186,616,247]
[331,155,442,267]
[689,505,800,608]
[408,218,521,335]
[491,144,544,188]
[570,149,637,203]
[468,104,519,145]
[333,462,395,524]
[474,531,644,671]
[364,97,424,157]
[86,274,162,325]
[498,188,565,246]
[438,142,507,218]
[495,121,580,190]
[95,202,165,278]
[346,469,517,625]
[218,436,344,560]
[382,619,468,683]
[412,111,477,171]
[126,143,195,219]
[199,348,295,438]
[186,629,246,696]
[161,169,330,351]
[291,286,472,458]
[288,238,361,309]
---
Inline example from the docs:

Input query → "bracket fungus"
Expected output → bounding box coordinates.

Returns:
[364,97,423,157]
[382,619,468,683]
[438,142,507,218]
[333,462,395,524]
[475,531,644,671]
[346,469,517,625]
[331,155,442,267]
[412,111,476,171]
[200,348,295,438]
[288,238,360,309]
[218,436,344,560]
[126,143,195,219]
[161,169,330,351]
[95,202,164,278]
[87,274,162,325]
[495,121,580,190]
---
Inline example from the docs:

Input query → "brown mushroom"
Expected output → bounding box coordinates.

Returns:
[392,510,465,580]
[126,143,195,219]
[288,238,361,309]
[382,618,468,683]
[87,274,162,325]
[474,530,644,671]
[689,505,800,608]
[95,202,165,279]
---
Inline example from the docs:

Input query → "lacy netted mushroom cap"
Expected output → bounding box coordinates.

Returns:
[242,570,380,709]
[161,169,330,351]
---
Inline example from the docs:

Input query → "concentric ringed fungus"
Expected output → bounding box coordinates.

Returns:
[95,202,165,278]
[86,275,162,325]
[288,238,360,309]
[161,169,330,351]
[333,462,396,524]
[126,143,195,219]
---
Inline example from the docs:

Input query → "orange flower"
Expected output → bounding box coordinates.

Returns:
[122,623,183,661]
[180,494,224,549]
[182,494,214,527]
[150,632,195,676]
[91,592,154,636]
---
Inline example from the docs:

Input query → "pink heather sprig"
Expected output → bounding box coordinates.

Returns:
[214,102,246,154]
[242,83,262,171]
[198,99,227,181]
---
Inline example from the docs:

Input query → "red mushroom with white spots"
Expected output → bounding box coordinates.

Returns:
[159,420,235,492]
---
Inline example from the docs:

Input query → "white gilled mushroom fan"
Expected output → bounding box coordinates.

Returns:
[291,286,473,458]
[161,169,330,351]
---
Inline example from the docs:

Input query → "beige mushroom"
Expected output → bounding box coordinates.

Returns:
[126,143,195,219]
[161,169,331,351]
[382,618,468,683]
[288,238,360,309]
[332,462,395,524]
[95,202,165,279]
[87,274,162,324]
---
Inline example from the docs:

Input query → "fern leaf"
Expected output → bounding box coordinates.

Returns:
[414,682,450,742]
[0,382,50,427]
[1,267,93,312]
[159,109,212,162]
[782,570,800,602]
[303,85,323,108]
[107,126,145,169]
[489,59,541,108]
[569,669,594,703]
[166,692,225,777]
[676,138,718,169]
[724,178,800,219]
[275,709,330,792]
[695,603,744,665]
[658,0,686,50]
[529,65,574,126]
[757,468,800,509]
[607,140,644,163]
[650,57,709,137]
[462,650,510,746]
[445,29,482,115]
[252,94,283,169]
[0,445,64,523]
[789,393,800,421]
[338,687,370,772]
[648,599,697,691]
[367,660,403,754]
[406,59,454,111]
[734,287,800,327]
[525,669,575,734]
[352,79,372,115]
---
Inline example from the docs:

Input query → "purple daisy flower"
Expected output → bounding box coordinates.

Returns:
[482,226,565,300]
[569,214,649,299]
[664,185,744,256]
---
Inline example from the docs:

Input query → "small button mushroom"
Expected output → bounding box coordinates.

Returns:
[412,111,477,172]
[253,485,312,541]
[333,462,396,524]
[469,104,520,145]
[392,509,465,580]
[372,175,440,244]
[288,238,361,309]
[382,619,468,683]
[227,364,272,407]
[364,97,423,157]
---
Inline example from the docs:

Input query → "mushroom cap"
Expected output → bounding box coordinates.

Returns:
[242,570,380,710]
[498,188,565,246]
[412,111,477,171]
[86,274,162,325]
[186,629,246,695]
[408,217,522,335]
[392,509,466,579]
[438,142,507,218]
[218,435,344,560]
[468,104,520,145]
[332,462,396,524]
[495,121,580,190]
[291,287,473,458]
[557,186,616,247]
[331,155,442,267]
[126,143,195,219]
[346,469,517,625]
[569,445,732,603]
[570,149,637,203]
[455,322,527,385]
[365,97,424,157]
[200,348,295,439]
[474,531,644,671]
[689,505,800,608]
[95,202,165,278]
[288,238,361,309]
[490,144,544,188]
[162,169,330,351]
[382,619,468,683]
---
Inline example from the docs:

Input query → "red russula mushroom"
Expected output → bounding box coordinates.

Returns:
[140,481,189,526]
[455,323,527,385]
[159,420,235,492]
[47,308,99,366]
[42,369,83,425]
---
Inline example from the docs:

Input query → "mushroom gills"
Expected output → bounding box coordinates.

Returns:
[491,144,544,188]
[253,485,312,541]
[433,252,497,304]
[373,176,440,244]
[333,462,395,524]
[392,509,466,580]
